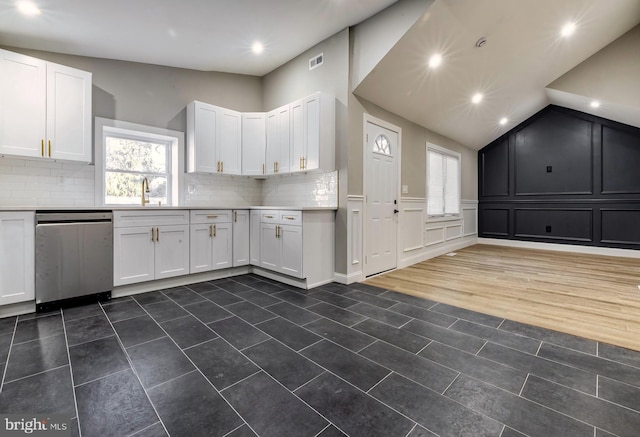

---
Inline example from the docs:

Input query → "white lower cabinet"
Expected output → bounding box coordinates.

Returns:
[250,210,261,265]
[113,210,190,286]
[0,212,35,305]
[233,210,250,267]
[190,210,233,274]
[259,210,304,279]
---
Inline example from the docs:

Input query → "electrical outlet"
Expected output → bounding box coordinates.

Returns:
[402,185,408,194]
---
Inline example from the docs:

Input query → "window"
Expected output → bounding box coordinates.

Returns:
[373,134,391,155]
[427,143,460,217]
[95,118,184,206]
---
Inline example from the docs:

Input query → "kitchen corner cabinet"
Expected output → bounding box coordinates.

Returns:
[241,113,266,176]
[266,104,291,175]
[233,210,250,267]
[187,101,241,175]
[113,210,190,286]
[189,210,232,274]
[0,48,92,163]
[0,212,35,306]
[290,92,335,173]
[256,210,335,287]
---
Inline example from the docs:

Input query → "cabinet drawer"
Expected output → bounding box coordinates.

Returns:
[191,210,232,224]
[279,211,301,225]
[114,210,189,228]
[261,211,280,223]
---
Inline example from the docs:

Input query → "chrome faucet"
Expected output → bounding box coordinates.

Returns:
[141,177,150,206]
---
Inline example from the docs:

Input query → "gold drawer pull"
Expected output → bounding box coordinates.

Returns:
[207,215,219,219]
[264,215,274,219]
[284,216,296,220]
[41,139,44,157]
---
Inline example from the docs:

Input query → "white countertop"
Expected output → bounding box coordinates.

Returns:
[0,205,338,212]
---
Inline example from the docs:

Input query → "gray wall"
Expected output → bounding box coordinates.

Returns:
[2,45,263,133]
[262,29,351,274]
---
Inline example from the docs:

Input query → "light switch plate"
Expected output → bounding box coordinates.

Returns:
[401,185,408,194]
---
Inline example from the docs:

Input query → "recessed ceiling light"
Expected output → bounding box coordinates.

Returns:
[251,41,264,55]
[499,117,509,126]
[16,0,41,16]
[561,22,576,37]
[590,100,600,108]
[428,54,442,69]
[471,93,483,104]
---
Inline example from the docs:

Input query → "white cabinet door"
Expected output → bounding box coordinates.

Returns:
[190,224,213,274]
[303,93,321,171]
[242,113,266,176]
[218,108,242,175]
[212,222,233,270]
[266,104,290,175]
[114,227,155,286]
[259,223,280,271]
[47,62,92,162]
[0,212,35,305]
[0,49,46,159]
[187,101,218,173]
[233,210,250,267]
[250,210,261,265]
[155,225,190,279]
[279,224,303,278]
[290,99,305,172]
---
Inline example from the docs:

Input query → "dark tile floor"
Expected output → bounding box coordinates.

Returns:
[1,274,639,436]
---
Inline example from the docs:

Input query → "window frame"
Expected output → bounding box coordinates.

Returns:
[94,117,184,207]
[426,142,461,219]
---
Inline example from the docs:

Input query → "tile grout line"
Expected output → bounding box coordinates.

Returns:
[123,335,170,351]
[0,317,19,393]
[414,340,433,356]
[518,373,530,396]
[132,297,261,437]
[219,370,263,393]
[312,423,332,437]
[221,423,246,437]
[292,371,327,394]
[596,375,599,398]
[182,336,219,352]
[66,333,116,349]
[475,340,489,357]
[498,424,505,437]
[61,311,83,437]
[98,301,173,437]
[73,367,132,389]
[2,363,70,386]
[365,371,393,394]
[404,423,418,437]
[440,372,460,395]
[535,341,543,356]
[126,420,163,437]
[145,369,199,392]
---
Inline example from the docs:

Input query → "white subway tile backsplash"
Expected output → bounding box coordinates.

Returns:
[0,156,338,208]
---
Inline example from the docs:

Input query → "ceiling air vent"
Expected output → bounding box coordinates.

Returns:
[309,53,324,71]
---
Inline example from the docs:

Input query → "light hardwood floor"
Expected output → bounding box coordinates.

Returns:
[366,244,640,352]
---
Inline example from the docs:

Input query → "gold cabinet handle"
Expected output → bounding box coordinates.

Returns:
[302,156,306,169]
[41,139,44,157]
[299,157,303,169]
[275,225,278,238]
[48,140,51,157]
[151,228,155,242]
[234,211,237,222]
[207,215,219,219]
[156,228,160,242]
[276,161,279,173]
[262,163,265,175]
[264,215,274,219]
[273,162,276,173]
[221,161,224,173]
[209,224,212,238]
[284,216,295,220]
[213,224,216,237]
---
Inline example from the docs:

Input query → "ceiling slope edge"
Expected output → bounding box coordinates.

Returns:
[545,24,640,128]
[350,0,435,92]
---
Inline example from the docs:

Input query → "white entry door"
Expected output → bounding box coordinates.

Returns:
[365,120,399,276]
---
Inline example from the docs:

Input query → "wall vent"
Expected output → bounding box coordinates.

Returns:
[309,53,324,70]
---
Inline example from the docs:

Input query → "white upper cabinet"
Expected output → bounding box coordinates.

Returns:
[0,49,92,163]
[290,92,335,173]
[266,104,291,175]
[187,101,242,175]
[242,113,266,176]
[187,92,334,176]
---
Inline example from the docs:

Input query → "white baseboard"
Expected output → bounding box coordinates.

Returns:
[398,235,478,269]
[334,271,364,285]
[0,300,35,319]
[112,266,251,298]
[478,238,640,259]
[251,267,312,290]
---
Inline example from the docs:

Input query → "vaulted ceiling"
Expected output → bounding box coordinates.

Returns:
[354,0,640,149]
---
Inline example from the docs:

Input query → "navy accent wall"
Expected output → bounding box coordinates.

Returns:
[478,105,640,250]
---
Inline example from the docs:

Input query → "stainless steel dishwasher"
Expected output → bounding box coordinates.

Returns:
[35,211,113,311]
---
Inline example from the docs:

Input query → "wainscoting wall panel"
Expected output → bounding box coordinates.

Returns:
[479,105,640,250]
